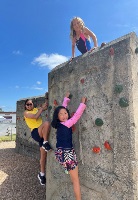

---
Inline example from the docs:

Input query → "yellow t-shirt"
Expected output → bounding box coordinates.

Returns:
[24,108,42,131]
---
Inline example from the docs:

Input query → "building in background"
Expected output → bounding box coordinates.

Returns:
[0,112,16,136]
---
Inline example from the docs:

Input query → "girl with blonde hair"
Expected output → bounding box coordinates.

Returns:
[70,17,98,59]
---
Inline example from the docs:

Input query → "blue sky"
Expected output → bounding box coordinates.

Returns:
[0,0,138,111]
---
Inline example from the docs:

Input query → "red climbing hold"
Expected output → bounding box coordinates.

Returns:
[109,47,114,55]
[54,100,58,106]
[80,78,85,84]
[72,125,76,132]
[92,147,101,153]
[104,141,112,150]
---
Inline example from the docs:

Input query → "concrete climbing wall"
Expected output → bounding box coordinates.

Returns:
[16,95,48,159]
[46,32,138,200]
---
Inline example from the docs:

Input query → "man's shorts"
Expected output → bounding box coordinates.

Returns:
[31,128,44,147]
[55,147,78,172]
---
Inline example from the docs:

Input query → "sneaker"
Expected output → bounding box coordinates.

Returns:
[65,169,69,175]
[42,142,52,152]
[38,173,46,185]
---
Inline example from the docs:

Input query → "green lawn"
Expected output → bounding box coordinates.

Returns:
[0,134,16,142]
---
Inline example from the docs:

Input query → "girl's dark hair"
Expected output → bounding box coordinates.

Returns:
[24,99,32,110]
[51,106,70,129]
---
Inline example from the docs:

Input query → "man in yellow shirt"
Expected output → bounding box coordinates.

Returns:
[24,98,51,185]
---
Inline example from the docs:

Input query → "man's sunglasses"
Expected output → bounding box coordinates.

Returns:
[26,103,33,106]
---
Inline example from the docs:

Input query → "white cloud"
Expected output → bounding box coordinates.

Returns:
[37,81,41,85]
[32,53,68,70]
[22,85,44,91]
[0,105,6,108]
[31,86,43,90]
[12,50,22,55]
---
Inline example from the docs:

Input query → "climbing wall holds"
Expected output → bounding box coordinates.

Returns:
[54,100,58,106]
[95,118,104,126]
[114,85,123,93]
[92,147,101,153]
[119,97,129,107]
[48,105,52,110]
[80,78,85,84]
[109,47,114,56]
[104,141,112,150]
[72,125,76,132]
[135,47,138,54]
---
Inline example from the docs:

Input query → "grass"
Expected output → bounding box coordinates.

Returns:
[0,134,16,142]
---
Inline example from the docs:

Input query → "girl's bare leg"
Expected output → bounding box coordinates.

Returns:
[69,166,81,200]
[38,121,50,141]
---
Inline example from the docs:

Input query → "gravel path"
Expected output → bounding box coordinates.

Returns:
[0,141,46,200]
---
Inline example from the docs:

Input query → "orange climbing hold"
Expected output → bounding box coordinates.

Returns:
[104,141,112,150]
[92,147,101,153]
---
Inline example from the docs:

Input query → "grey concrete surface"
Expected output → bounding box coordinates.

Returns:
[15,32,138,200]
[46,32,138,200]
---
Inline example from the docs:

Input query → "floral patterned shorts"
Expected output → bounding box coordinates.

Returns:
[55,148,78,172]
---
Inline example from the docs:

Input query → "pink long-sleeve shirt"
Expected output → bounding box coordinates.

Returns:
[61,97,86,128]
[56,97,86,148]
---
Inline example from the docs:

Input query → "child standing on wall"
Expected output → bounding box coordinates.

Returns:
[51,92,87,200]
[70,17,98,59]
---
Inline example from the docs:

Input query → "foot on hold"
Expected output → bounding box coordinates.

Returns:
[42,142,52,152]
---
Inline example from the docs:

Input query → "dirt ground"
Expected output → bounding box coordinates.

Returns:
[0,141,46,200]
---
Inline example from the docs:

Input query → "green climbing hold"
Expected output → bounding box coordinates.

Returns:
[95,118,104,126]
[48,105,52,110]
[119,97,129,107]
[114,85,123,93]
[135,47,138,54]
